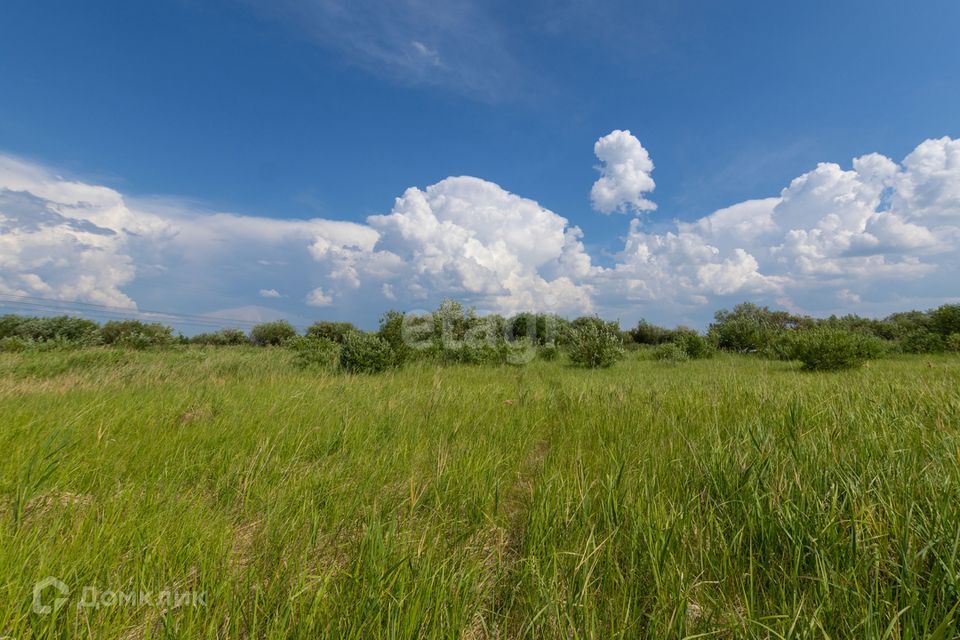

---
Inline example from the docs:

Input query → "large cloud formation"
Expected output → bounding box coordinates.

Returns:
[0,155,173,308]
[0,156,596,319]
[367,176,595,314]
[1,134,959,327]
[593,136,959,319]
[606,134,960,316]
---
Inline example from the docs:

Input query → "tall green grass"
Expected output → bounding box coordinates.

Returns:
[1,348,959,638]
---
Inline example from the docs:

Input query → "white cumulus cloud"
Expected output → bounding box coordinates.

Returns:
[608,136,960,317]
[0,155,173,308]
[367,176,595,314]
[305,287,333,307]
[591,129,657,214]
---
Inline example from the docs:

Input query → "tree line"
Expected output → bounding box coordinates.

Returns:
[2,300,959,372]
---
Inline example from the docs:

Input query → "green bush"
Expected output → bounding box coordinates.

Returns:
[0,314,100,344]
[538,342,560,361]
[708,302,819,352]
[653,342,689,363]
[190,329,248,346]
[288,336,339,370]
[672,330,713,359]
[931,304,960,337]
[26,336,85,352]
[100,320,174,349]
[433,300,472,347]
[400,313,441,360]
[502,337,535,366]
[0,315,22,340]
[458,317,508,365]
[377,311,410,365]
[0,336,31,353]
[629,320,674,345]
[508,312,539,343]
[945,333,960,354]
[790,328,884,371]
[567,320,624,369]
[900,330,945,354]
[509,313,568,346]
[762,332,801,361]
[338,332,394,374]
[249,321,297,346]
[710,317,776,353]
[306,321,357,344]
[456,340,503,365]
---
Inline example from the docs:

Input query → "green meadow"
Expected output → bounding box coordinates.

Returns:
[2,347,960,639]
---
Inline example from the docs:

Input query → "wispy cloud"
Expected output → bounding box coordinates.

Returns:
[246,0,529,101]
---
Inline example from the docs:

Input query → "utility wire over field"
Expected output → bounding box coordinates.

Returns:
[0,293,310,333]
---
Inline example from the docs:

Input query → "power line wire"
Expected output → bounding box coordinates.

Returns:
[0,294,310,332]
[0,292,283,327]
[0,302,264,331]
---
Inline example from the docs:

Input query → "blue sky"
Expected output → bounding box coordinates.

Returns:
[1,0,959,330]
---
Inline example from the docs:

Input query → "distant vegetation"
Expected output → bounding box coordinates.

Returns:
[565,318,624,368]
[1,300,959,373]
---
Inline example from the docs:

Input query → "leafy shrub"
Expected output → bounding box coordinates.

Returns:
[946,333,960,354]
[115,332,164,350]
[249,321,297,346]
[502,337,535,366]
[0,315,22,340]
[653,342,689,363]
[709,317,775,353]
[789,328,884,371]
[216,328,247,345]
[433,300,472,348]
[931,304,960,337]
[0,336,30,353]
[398,313,441,361]
[378,310,420,365]
[509,313,568,346]
[762,332,801,361]
[884,310,935,340]
[457,317,508,365]
[508,312,539,342]
[629,320,674,345]
[306,321,357,344]
[453,340,501,365]
[404,300,499,364]
[709,302,815,352]
[0,314,100,344]
[455,341,500,365]
[538,342,560,361]
[190,329,248,346]
[288,336,339,369]
[100,320,174,349]
[567,320,624,368]
[671,330,713,359]
[410,308,510,365]
[821,314,899,340]
[338,332,394,374]
[900,330,945,354]
[25,336,85,352]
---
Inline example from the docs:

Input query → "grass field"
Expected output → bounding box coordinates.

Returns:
[2,348,960,639]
